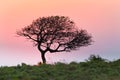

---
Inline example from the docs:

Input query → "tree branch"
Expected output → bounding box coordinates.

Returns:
[24,34,38,42]
[48,43,67,53]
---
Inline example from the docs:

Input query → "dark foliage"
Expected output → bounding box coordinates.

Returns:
[17,16,92,63]
[0,55,120,80]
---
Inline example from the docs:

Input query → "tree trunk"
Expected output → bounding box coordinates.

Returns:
[37,44,47,64]
[41,52,46,64]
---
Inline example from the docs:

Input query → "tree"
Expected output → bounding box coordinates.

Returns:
[17,16,92,63]
[87,55,107,62]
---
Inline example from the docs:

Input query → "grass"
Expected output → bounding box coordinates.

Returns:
[0,55,120,80]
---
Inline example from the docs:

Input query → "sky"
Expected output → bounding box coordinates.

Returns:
[0,0,120,66]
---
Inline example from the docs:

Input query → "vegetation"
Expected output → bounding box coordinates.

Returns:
[17,16,92,63]
[0,55,120,80]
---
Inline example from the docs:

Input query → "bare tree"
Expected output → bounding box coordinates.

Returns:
[17,16,92,63]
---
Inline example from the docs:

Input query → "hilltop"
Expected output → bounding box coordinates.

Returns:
[0,55,120,80]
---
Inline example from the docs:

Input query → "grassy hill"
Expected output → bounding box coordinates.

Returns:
[0,55,120,80]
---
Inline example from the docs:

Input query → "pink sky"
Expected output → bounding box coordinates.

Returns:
[0,0,120,66]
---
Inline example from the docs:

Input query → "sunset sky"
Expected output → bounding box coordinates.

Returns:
[0,0,120,66]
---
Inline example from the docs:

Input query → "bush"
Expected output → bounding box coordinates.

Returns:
[0,55,120,80]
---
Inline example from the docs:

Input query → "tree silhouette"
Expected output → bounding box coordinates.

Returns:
[17,16,92,63]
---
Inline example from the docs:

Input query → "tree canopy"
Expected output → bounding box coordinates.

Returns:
[17,16,92,63]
